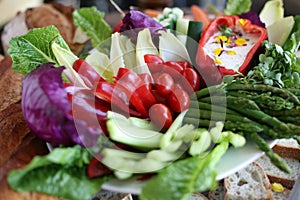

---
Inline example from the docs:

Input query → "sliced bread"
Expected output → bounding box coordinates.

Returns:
[272,188,291,200]
[93,190,132,200]
[272,139,300,160]
[256,155,300,189]
[189,192,209,200]
[224,162,273,200]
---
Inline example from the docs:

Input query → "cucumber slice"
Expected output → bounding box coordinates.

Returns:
[147,150,180,162]
[107,119,163,150]
[176,19,202,43]
[160,110,188,148]
[135,158,167,173]
[187,21,203,43]
[114,171,132,180]
[172,7,184,18]
[128,117,154,130]
[102,148,166,174]
[189,129,211,156]
[176,18,190,35]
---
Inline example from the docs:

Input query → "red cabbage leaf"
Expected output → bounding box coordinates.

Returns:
[22,63,103,147]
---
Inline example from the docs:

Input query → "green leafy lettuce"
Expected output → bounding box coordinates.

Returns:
[8,145,109,200]
[73,6,112,48]
[283,16,300,53]
[140,141,229,200]
[224,0,252,15]
[8,26,70,75]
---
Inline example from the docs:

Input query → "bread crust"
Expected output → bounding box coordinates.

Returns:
[0,57,23,111]
[272,144,300,160]
[0,57,28,165]
[25,4,74,49]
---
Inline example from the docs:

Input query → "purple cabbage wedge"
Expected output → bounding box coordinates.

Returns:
[120,10,165,42]
[22,63,102,147]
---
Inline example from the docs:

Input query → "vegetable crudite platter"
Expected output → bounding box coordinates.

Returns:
[5,0,300,199]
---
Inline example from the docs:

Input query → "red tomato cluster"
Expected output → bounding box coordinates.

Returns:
[144,54,202,130]
[71,56,202,131]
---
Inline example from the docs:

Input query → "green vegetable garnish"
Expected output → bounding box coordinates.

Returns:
[246,41,300,88]
[73,6,112,48]
[8,146,110,200]
[140,141,229,200]
[8,26,69,75]
[224,0,252,15]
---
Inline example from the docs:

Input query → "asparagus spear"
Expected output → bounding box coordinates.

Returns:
[227,91,295,111]
[248,132,291,173]
[226,83,300,105]
[189,100,239,115]
[195,84,226,99]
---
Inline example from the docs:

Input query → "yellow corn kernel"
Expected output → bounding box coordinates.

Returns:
[272,183,284,192]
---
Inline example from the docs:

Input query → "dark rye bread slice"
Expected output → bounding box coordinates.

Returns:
[0,57,23,111]
[0,102,29,165]
[272,139,300,160]
[0,57,29,165]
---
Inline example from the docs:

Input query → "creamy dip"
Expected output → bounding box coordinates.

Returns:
[203,29,260,72]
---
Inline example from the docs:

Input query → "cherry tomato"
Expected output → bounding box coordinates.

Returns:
[168,84,190,112]
[87,153,112,178]
[183,68,201,92]
[73,59,103,88]
[151,90,170,105]
[154,73,174,95]
[144,54,164,64]
[147,63,166,74]
[149,104,173,130]
[139,73,153,90]
[164,61,185,79]
[176,61,191,69]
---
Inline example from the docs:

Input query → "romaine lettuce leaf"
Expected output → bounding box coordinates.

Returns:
[224,0,252,15]
[283,16,300,53]
[7,26,69,75]
[140,141,229,200]
[73,6,112,48]
[8,145,109,200]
